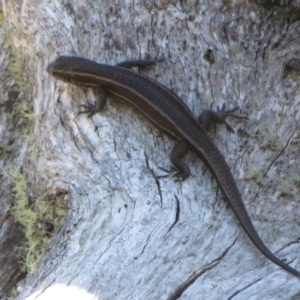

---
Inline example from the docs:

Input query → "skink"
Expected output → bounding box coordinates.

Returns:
[47,56,300,277]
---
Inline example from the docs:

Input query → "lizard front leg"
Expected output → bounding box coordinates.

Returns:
[78,58,164,117]
[78,87,108,117]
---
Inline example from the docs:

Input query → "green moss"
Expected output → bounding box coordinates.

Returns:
[294,176,300,187]
[5,169,68,273]
[277,177,294,197]
[1,11,66,275]
[244,166,268,187]
[14,99,37,120]
[4,25,42,154]
[0,11,3,25]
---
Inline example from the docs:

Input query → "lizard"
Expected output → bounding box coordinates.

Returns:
[47,55,300,277]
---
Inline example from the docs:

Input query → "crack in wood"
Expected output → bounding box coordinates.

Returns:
[166,238,237,300]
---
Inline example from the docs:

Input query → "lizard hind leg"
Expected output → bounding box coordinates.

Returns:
[198,104,248,133]
[156,139,191,181]
[168,139,191,181]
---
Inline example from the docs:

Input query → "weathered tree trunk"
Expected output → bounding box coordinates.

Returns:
[1,0,300,299]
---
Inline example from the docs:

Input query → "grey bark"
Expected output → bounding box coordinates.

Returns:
[1,0,300,299]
